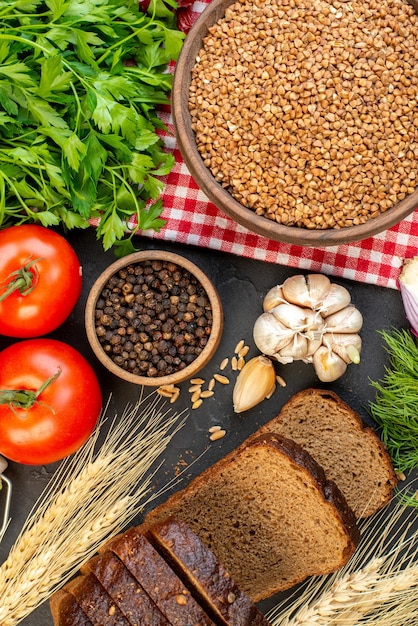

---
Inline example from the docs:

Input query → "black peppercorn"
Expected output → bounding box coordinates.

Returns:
[94,259,214,378]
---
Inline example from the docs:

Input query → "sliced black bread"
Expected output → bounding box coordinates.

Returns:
[146,517,271,626]
[255,388,397,517]
[143,433,360,602]
[63,573,131,626]
[80,551,170,625]
[101,526,216,626]
[49,589,93,626]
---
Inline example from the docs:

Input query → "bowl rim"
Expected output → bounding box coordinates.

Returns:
[172,0,418,247]
[85,250,224,386]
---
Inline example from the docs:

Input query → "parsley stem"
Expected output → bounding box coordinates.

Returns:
[0,33,50,54]
[96,19,148,64]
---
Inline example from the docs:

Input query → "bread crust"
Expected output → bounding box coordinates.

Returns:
[64,574,131,626]
[80,551,170,625]
[257,433,360,550]
[146,517,272,626]
[255,387,397,517]
[103,526,215,626]
[49,590,93,626]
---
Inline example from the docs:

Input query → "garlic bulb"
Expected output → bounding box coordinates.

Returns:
[253,273,363,382]
[398,256,418,336]
[233,355,276,413]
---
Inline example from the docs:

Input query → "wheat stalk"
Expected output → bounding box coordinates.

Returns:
[268,482,418,626]
[0,391,187,626]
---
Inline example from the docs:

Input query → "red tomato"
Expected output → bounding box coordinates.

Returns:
[0,339,102,465]
[0,225,82,337]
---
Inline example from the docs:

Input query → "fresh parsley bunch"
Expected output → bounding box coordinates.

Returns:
[0,0,185,254]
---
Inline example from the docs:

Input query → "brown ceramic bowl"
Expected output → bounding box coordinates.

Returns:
[85,251,223,386]
[172,0,418,247]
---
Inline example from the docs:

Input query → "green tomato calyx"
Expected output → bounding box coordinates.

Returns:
[0,368,61,410]
[0,257,43,301]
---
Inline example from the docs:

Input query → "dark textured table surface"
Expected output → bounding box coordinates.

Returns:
[0,227,412,625]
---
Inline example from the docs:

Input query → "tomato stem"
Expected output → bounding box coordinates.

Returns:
[0,368,61,410]
[0,257,43,301]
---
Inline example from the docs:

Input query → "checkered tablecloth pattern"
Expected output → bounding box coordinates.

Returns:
[142,0,418,290]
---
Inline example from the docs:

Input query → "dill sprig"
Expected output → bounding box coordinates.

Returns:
[368,328,418,474]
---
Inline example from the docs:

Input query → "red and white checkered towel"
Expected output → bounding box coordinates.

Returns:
[144,0,418,290]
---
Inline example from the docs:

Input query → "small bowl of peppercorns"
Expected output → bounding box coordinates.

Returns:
[85,250,224,386]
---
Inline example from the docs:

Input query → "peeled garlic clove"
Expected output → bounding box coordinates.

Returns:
[312,345,347,382]
[399,256,418,336]
[270,302,310,330]
[306,273,332,309]
[263,285,286,312]
[233,355,276,413]
[322,332,362,364]
[324,305,363,334]
[253,312,296,355]
[277,333,309,363]
[319,284,352,316]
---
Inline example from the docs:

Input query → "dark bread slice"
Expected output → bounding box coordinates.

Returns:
[101,526,216,626]
[63,573,131,626]
[80,551,170,625]
[143,433,360,602]
[49,589,93,626]
[146,517,271,626]
[254,388,397,517]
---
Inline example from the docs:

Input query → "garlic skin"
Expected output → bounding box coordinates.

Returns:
[253,273,363,382]
[263,285,286,312]
[276,333,309,364]
[313,345,347,382]
[233,355,276,413]
[270,302,312,331]
[319,284,351,316]
[399,256,418,336]
[324,305,363,334]
[253,313,296,355]
[322,333,362,364]
[306,273,332,309]
[282,273,332,309]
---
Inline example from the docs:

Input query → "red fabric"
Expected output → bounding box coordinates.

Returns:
[142,0,418,290]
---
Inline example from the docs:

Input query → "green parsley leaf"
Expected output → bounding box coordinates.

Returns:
[0,0,185,251]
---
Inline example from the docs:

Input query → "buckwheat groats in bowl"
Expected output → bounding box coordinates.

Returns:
[172,0,418,246]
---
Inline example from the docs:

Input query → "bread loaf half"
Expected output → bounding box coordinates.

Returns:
[144,433,360,602]
[254,388,397,517]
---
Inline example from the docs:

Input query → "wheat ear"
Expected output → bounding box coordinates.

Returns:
[0,392,187,626]
[268,481,418,626]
